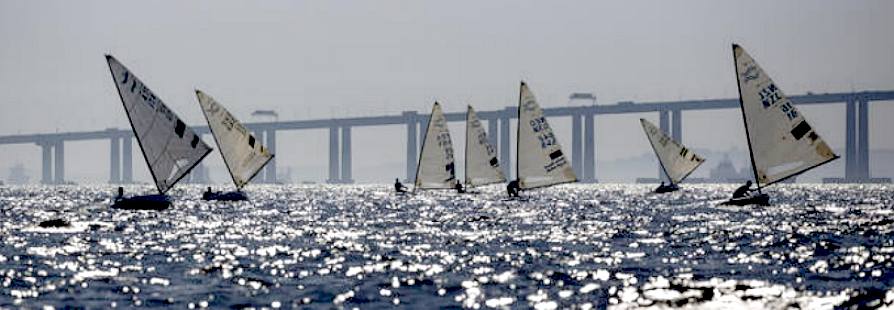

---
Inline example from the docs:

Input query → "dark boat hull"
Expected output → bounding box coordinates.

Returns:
[721,193,770,206]
[654,184,680,194]
[203,191,248,201]
[111,194,171,210]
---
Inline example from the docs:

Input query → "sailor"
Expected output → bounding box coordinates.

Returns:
[394,178,408,193]
[732,180,754,199]
[203,187,214,200]
[115,187,124,202]
[454,182,466,194]
[656,181,666,192]
[506,180,520,197]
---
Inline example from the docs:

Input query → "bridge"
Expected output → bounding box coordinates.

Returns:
[1,90,892,184]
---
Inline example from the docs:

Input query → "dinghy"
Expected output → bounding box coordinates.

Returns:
[722,44,838,206]
[106,55,213,210]
[514,81,577,193]
[464,105,506,189]
[195,90,274,201]
[414,102,458,192]
[640,118,705,193]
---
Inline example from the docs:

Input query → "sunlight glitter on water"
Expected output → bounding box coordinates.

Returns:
[0,184,892,308]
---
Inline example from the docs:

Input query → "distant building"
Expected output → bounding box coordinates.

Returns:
[709,156,795,183]
[7,163,30,184]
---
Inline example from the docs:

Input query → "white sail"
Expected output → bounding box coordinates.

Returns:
[517,82,577,189]
[640,118,705,184]
[106,55,212,194]
[465,105,506,186]
[414,102,457,189]
[733,44,838,187]
[195,90,274,190]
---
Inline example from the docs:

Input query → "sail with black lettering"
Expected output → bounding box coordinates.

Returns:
[106,55,212,194]
[516,82,577,189]
[640,118,705,184]
[414,102,457,190]
[195,90,274,190]
[733,44,838,187]
[465,105,505,186]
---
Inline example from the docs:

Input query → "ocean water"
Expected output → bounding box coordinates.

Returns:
[0,184,892,309]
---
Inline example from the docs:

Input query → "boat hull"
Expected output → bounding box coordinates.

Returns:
[203,191,248,201]
[654,184,680,194]
[721,193,770,206]
[111,194,172,211]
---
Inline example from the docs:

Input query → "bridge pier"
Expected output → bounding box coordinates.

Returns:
[122,135,133,183]
[671,109,682,143]
[109,135,121,183]
[827,97,889,183]
[40,142,52,184]
[404,111,417,183]
[487,117,498,149]
[571,113,582,178]
[500,107,512,180]
[340,126,353,183]
[583,110,596,182]
[266,129,277,183]
[54,140,64,184]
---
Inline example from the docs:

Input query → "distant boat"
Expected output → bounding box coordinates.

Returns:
[724,44,838,206]
[515,81,577,191]
[464,105,506,188]
[106,55,213,210]
[195,90,274,201]
[639,118,705,193]
[414,102,457,191]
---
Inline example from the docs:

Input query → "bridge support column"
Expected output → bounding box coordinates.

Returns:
[671,109,682,143]
[328,126,340,183]
[858,99,870,180]
[40,142,53,184]
[122,135,133,183]
[571,113,582,178]
[583,111,596,182]
[341,126,353,183]
[404,111,418,182]
[266,129,277,183]
[658,110,670,182]
[500,108,512,180]
[54,140,64,184]
[845,99,857,180]
[109,136,121,183]
[487,117,498,147]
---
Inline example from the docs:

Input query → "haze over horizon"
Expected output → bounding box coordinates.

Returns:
[1,1,893,184]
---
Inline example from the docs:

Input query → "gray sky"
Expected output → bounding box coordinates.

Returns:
[1,1,893,183]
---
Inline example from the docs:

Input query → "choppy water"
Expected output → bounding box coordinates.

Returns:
[0,184,892,309]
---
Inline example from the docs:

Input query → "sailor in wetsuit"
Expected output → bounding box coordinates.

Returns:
[732,180,754,199]
[203,187,214,200]
[115,187,124,202]
[454,182,466,194]
[394,178,408,194]
[506,180,520,197]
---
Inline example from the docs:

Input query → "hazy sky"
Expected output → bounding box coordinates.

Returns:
[1,1,893,183]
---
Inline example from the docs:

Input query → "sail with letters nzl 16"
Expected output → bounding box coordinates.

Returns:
[516,81,577,190]
[106,55,213,210]
[195,90,274,201]
[724,44,838,206]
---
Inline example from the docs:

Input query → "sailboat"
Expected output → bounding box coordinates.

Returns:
[106,55,213,210]
[414,102,458,191]
[195,90,274,201]
[464,105,506,189]
[639,118,705,193]
[724,44,839,206]
[514,81,577,193]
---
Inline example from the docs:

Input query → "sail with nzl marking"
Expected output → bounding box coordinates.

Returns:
[195,90,274,190]
[733,44,838,187]
[414,102,457,190]
[106,55,212,194]
[465,105,505,186]
[639,118,705,185]
[517,82,577,189]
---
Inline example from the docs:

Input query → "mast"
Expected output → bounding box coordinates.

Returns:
[516,81,523,182]
[413,102,436,192]
[732,44,762,191]
[465,105,471,186]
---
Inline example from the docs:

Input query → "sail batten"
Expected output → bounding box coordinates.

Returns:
[465,105,506,187]
[640,118,705,185]
[414,102,457,190]
[732,44,838,188]
[106,55,212,194]
[195,90,274,190]
[516,82,577,189]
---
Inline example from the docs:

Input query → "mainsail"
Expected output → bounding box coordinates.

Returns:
[517,82,577,189]
[106,55,212,194]
[414,102,457,189]
[465,105,505,186]
[733,44,838,187]
[195,90,274,190]
[639,118,705,185]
